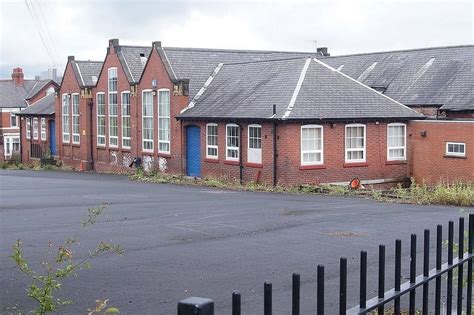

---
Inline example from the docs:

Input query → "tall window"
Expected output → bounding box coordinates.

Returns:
[62,94,70,143]
[96,93,106,146]
[248,124,262,164]
[121,91,131,149]
[108,68,118,147]
[142,90,154,151]
[72,93,80,144]
[345,124,366,163]
[26,118,31,139]
[158,89,170,153]
[41,118,46,140]
[226,124,240,161]
[206,123,218,159]
[387,123,406,160]
[33,118,39,139]
[301,125,323,165]
[10,113,18,127]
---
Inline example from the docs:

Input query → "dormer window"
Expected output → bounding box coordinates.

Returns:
[91,76,98,85]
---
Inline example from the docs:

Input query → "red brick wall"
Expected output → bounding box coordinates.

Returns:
[56,62,91,170]
[410,120,474,184]
[20,115,54,164]
[179,120,410,186]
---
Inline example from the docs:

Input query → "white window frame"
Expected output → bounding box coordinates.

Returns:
[226,123,240,161]
[446,142,466,157]
[62,94,70,143]
[300,125,324,166]
[206,123,218,159]
[26,118,31,139]
[248,124,262,164]
[72,93,80,144]
[4,135,20,157]
[345,124,366,163]
[121,91,131,149]
[108,67,118,147]
[158,88,171,154]
[40,118,46,141]
[10,113,18,127]
[142,89,154,152]
[96,92,106,146]
[387,123,406,161]
[33,117,39,140]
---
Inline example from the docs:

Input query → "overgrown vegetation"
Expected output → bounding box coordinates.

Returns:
[10,204,122,314]
[131,171,474,206]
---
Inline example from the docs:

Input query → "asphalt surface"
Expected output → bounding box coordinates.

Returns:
[0,170,469,314]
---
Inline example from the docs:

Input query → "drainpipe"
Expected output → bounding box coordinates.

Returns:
[19,114,23,163]
[88,100,94,170]
[272,104,278,187]
[239,123,243,185]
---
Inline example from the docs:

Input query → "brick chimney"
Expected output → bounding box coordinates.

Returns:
[12,67,24,86]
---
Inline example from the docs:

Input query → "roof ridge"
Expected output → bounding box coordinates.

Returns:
[75,60,103,64]
[163,46,317,55]
[222,56,311,66]
[119,45,152,49]
[327,44,474,59]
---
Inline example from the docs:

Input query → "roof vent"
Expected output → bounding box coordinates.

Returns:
[91,76,98,85]
[317,47,330,57]
[140,53,147,66]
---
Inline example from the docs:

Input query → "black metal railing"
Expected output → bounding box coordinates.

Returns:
[177,214,473,315]
[30,143,44,159]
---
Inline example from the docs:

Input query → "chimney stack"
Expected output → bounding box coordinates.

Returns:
[12,67,24,86]
[152,41,162,49]
[317,47,330,57]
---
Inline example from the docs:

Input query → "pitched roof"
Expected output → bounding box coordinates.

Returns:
[17,93,55,116]
[162,47,318,98]
[323,45,474,112]
[71,60,103,88]
[117,46,152,83]
[0,79,52,108]
[179,58,423,121]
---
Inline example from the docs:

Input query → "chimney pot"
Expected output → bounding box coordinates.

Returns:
[68,56,75,62]
[12,67,24,86]
[152,41,162,48]
[317,47,330,57]
[109,38,119,47]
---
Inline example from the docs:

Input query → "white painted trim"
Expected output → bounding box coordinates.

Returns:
[345,123,366,163]
[0,108,22,113]
[206,123,218,159]
[75,63,86,87]
[311,58,422,117]
[282,58,311,120]
[300,124,324,166]
[181,63,223,114]
[226,123,240,161]
[387,123,407,161]
[445,142,466,157]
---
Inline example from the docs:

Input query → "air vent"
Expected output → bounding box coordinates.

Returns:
[140,53,147,66]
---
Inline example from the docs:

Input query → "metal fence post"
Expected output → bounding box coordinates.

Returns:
[178,297,214,315]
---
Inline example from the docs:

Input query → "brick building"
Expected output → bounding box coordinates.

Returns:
[0,68,57,162]
[52,40,473,186]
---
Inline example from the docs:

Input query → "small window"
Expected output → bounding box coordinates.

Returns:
[446,142,466,157]
[206,123,218,159]
[387,123,406,160]
[41,118,47,140]
[10,113,18,127]
[248,124,262,164]
[345,124,366,163]
[226,124,240,161]
[301,125,323,165]
[33,118,39,140]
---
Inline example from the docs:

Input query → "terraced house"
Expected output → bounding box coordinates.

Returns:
[52,40,473,186]
[0,68,58,162]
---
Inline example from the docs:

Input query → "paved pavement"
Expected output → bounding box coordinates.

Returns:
[0,170,468,314]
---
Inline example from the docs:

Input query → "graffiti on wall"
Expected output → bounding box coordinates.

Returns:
[143,155,154,172]
[123,153,133,167]
[158,157,167,172]
[110,151,118,165]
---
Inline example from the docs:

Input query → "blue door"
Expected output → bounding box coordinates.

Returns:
[186,125,201,177]
[49,120,57,155]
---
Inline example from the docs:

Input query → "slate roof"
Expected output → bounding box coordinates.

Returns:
[323,45,474,112]
[17,93,55,116]
[162,47,318,98]
[179,58,423,121]
[71,60,103,88]
[117,46,152,83]
[0,80,53,108]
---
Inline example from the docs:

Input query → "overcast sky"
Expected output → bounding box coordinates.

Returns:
[0,0,472,79]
